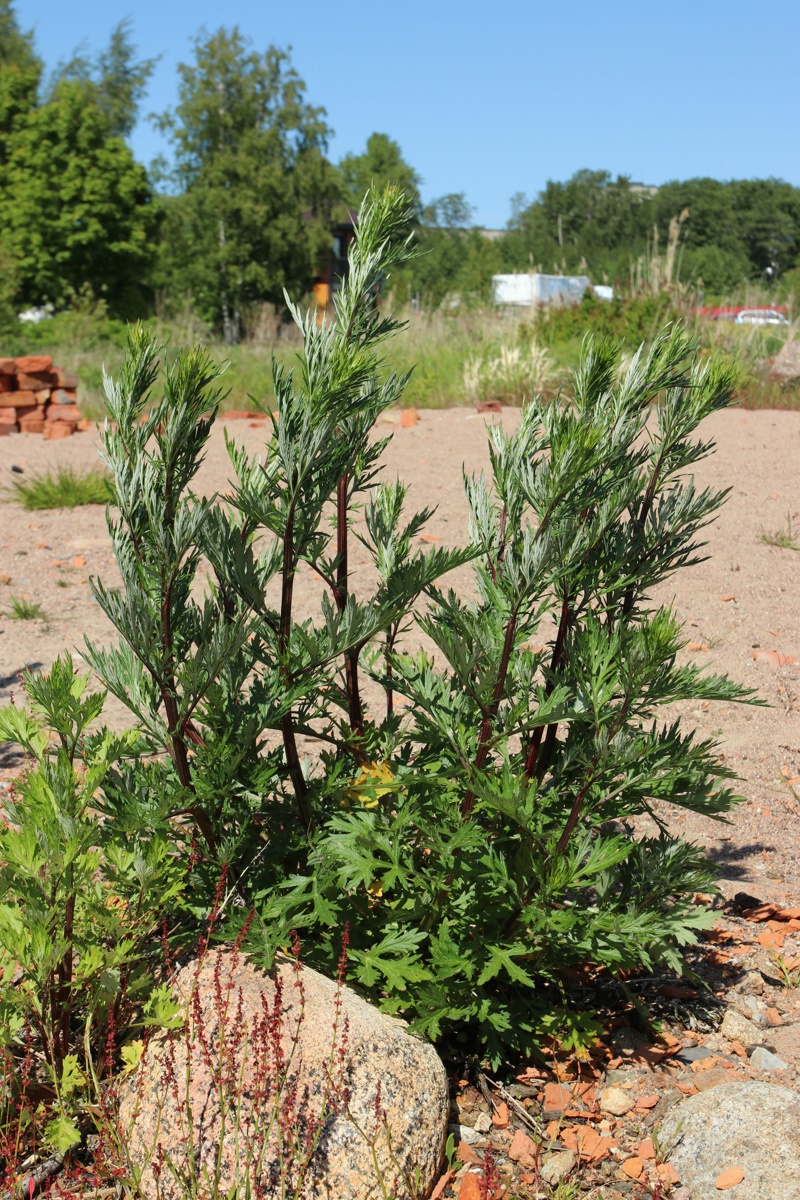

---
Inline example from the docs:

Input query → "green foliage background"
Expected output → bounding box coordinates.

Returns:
[1,0,799,339]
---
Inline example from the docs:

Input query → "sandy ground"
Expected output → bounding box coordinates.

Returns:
[1,406,799,901]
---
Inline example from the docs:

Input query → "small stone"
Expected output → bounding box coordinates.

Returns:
[605,1068,644,1086]
[764,1007,783,1026]
[677,1045,716,1065]
[449,1123,480,1146]
[0,574,11,585]
[540,1150,576,1186]
[472,1112,491,1134]
[600,1085,635,1116]
[748,1046,788,1071]
[738,970,764,995]
[716,1165,745,1189]
[720,1009,763,1047]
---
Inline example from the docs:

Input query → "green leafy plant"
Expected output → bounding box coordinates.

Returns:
[5,594,46,620]
[0,656,183,1159]
[9,465,112,511]
[84,184,757,1064]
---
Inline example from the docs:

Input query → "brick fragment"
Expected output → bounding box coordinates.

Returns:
[2,389,36,407]
[43,420,73,440]
[51,368,78,388]
[19,416,45,434]
[15,355,52,372]
[51,387,78,405]
[46,403,81,423]
[0,357,16,373]
[15,370,54,389]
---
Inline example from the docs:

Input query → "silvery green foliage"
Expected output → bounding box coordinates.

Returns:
[86,186,757,1062]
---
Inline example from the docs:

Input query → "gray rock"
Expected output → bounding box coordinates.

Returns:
[659,1081,800,1200]
[719,1007,763,1047]
[450,1124,480,1146]
[604,1068,644,1086]
[540,1150,576,1185]
[676,1045,715,1065]
[599,1085,635,1116]
[119,950,449,1200]
[749,1045,789,1071]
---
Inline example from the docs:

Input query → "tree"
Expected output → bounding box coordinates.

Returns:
[0,79,158,314]
[339,132,421,214]
[0,0,41,163]
[157,28,340,343]
[51,19,158,139]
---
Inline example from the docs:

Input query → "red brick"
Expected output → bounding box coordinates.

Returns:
[0,357,16,373]
[51,368,78,388]
[2,389,36,407]
[15,355,52,372]
[46,403,81,422]
[15,370,54,389]
[51,387,78,405]
[43,420,73,440]
[0,407,17,422]
[19,416,45,434]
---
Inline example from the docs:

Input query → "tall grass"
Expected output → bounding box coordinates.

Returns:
[10,466,111,510]
[5,292,798,415]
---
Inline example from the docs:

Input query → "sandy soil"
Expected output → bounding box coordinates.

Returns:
[1,407,799,901]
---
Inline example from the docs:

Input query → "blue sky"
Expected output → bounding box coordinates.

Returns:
[15,0,800,228]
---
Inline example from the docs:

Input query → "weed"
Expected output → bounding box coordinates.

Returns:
[760,512,800,551]
[9,465,112,511]
[6,595,46,620]
[770,952,800,988]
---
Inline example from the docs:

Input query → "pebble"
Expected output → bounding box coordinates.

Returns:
[540,1150,576,1186]
[600,1086,635,1116]
[472,1111,492,1134]
[720,1008,763,1047]
[448,1123,479,1145]
[748,1046,788,1071]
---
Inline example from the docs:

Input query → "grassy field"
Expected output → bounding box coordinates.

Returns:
[3,293,797,418]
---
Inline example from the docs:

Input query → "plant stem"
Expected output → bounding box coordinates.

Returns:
[461,606,519,818]
[280,498,312,834]
[622,446,665,618]
[336,473,365,737]
[524,586,570,779]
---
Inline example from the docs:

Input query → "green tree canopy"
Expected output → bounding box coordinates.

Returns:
[0,0,41,162]
[157,28,340,342]
[50,19,158,139]
[339,132,422,214]
[0,79,158,314]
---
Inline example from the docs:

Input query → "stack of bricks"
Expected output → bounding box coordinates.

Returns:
[0,355,86,439]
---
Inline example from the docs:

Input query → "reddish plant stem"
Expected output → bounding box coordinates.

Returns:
[461,606,519,818]
[279,498,312,835]
[523,586,571,779]
[335,473,365,737]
